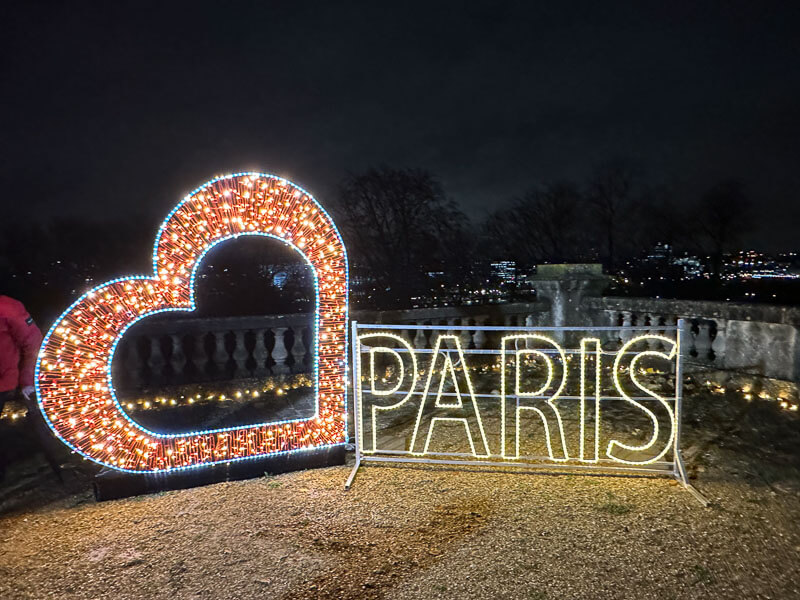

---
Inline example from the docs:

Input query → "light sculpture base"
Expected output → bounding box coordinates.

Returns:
[93,444,346,501]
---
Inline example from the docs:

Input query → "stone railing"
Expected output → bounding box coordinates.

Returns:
[352,303,550,350]
[112,289,800,388]
[583,297,800,382]
[112,314,315,389]
[112,303,550,389]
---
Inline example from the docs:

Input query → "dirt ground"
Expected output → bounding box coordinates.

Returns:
[0,381,798,600]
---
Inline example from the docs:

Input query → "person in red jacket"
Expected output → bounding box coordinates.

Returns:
[0,295,62,480]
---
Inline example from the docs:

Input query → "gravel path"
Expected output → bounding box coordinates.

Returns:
[1,387,798,599]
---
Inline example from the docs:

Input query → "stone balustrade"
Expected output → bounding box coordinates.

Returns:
[583,296,800,381]
[112,314,314,389]
[353,303,550,350]
[112,303,551,389]
[112,289,800,389]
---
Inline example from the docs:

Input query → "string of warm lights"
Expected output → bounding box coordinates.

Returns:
[501,334,569,462]
[35,173,348,472]
[705,380,798,411]
[409,335,491,457]
[359,333,419,453]
[606,335,677,465]
[121,374,313,411]
[356,331,691,465]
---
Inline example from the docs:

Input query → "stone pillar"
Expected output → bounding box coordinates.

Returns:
[170,334,186,381]
[532,264,609,342]
[232,330,249,378]
[291,327,307,371]
[271,327,290,374]
[252,329,270,376]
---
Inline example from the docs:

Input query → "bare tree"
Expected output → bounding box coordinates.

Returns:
[639,184,690,249]
[485,182,588,264]
[586,160,639,273]
[335,167,468,306]
[693,179,754,280]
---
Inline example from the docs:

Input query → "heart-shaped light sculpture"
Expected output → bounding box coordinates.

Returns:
[35,173,348,472]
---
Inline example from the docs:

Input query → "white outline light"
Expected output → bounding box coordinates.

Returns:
[501,335,569,462]
[579,338,602,463]
[357,333,418,454]
[409,335,490,457]
[607,335,677,464]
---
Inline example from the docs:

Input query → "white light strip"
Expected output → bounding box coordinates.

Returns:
[355,327,681,472]
[579,338,602,463]
[357,333,418,454]
[607,335,677,465]
[501,335,569,462]
[409,335,490,457]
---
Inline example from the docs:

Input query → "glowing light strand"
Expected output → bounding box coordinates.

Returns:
[579,338,602,463]
[357,333,419,453]
[409,335,490,457]
[607,335,677,464]
[501,335,569,462]
[35,172,348,472]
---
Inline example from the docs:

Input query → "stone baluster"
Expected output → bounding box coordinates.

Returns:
[291,326,307,371]
[693,320,713,362]
[642,316,658,350]
[473,319,487,349]
[252,329,269,376]
[170,334,186,381]
[654,315,670,351]
[401,327,415,349]
[147,336,166,384]
[413,328,427,349]
[124,338,143,388]
[690,319,711,362]
[271,327,290,374]
[445,319,458,349]
[460,319,473,350]
[212,332,229,378]
[193,334,208,379]
[232,330,249,378]
[620,311,633,343]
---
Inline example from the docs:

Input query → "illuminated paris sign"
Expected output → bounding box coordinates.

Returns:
[347,323,691,488]
[34,170,693,497]
[36,173,348,472]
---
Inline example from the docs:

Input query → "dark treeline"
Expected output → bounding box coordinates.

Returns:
[335,163,757,307]
[0,163,762,321]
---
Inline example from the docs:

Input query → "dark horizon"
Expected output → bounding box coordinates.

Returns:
[2,1,799,250]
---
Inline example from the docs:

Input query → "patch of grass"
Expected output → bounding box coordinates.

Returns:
[596,501,633,515]
[263,473,282,488]
[746,496,767,505]
[691,564,715,586]
[528,591,546,600]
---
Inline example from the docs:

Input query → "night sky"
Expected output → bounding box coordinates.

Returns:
[3,1,799,249]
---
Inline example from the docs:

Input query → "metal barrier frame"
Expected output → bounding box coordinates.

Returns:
[345,320,706,504]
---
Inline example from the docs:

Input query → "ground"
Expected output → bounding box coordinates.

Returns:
[0,379,798,600]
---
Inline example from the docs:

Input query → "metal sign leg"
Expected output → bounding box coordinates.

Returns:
[344,456,361,490]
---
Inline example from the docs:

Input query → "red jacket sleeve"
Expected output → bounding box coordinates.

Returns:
[6,301,43,388]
